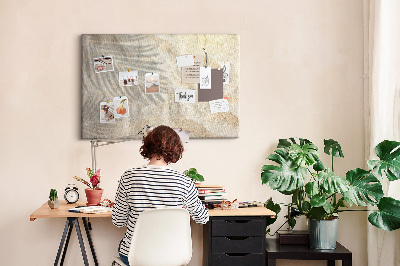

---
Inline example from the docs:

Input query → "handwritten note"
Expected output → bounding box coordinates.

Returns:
[209,99,229,114]
[182,55,204,83]
[221,62,230,84]
[175,89,195,103]
[200,67,211,89]
[176,55,195,68]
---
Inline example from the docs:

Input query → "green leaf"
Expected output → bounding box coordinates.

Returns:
[368,197,400,231]
[308,207,326,221]
[324,139,344,158]
[288,143,319,168]
[302,201,311,212]
[313,160,326,172]
[305,181,319,197]
[310,194,332,213]
[344,168,383,206]
[318,169,349,195]
[367,140,400,181]
[288,218,296,229]
[261,148,307,192]
[277,139,292,148]
[264,198,281,227]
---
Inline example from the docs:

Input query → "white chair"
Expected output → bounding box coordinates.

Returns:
[112,208,192,266]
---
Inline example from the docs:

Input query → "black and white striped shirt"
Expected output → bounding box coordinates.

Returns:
[112,165,209,257]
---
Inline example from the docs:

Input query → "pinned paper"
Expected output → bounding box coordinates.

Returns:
[119,71,138,86]
[113,96,130,118]
[173,128,190,143]
[209,99,229,114]
[176,55,195,68]
[100,102,115,123]
[182,55,203,83]
[198,69,223,102]
[221,62,230,84]
[94,56,114,73]
[200,67,211,89]
[175,89,195,103]
[145,73,160,94]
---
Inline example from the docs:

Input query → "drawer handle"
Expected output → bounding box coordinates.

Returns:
[225,236,249,241]
[225,253,250,257]
[224,220,250,224]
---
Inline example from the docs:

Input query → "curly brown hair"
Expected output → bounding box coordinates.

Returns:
[140,125,184,164]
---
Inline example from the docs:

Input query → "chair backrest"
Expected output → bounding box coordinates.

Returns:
[128,208,192,266]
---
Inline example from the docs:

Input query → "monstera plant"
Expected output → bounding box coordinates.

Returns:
[261,138,400,232]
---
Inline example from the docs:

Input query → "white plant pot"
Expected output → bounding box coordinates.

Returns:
[48,199,60,209]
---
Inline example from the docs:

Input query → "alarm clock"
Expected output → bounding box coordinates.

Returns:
[64,184,79,204]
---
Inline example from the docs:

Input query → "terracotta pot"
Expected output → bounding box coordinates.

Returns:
[85,188,103,206]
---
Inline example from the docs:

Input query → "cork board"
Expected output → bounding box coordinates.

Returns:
[81,34,240,139]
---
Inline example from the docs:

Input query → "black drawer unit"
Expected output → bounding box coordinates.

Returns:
[204,216,267,266]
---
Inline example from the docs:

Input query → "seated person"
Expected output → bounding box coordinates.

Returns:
[112,125,209,265]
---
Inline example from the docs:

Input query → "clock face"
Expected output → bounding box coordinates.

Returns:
[65,190,79,203]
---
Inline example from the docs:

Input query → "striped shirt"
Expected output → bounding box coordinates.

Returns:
[112,165,209,257]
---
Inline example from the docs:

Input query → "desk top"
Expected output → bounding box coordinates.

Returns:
[30,202,274,221]
[30,201,111,221]
[208,206,275,217]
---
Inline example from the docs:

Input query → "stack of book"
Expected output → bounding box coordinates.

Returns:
[195,184,227,205]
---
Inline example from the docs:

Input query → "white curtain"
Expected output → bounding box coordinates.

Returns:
[366,0,400,265]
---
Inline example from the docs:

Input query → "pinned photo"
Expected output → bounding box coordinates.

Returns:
[100,102,115,123]
[113,96,130,118]
[145,73,160,94]
[119,71,139,86]
[94,56,114,73]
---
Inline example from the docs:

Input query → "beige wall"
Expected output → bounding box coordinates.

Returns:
[0,0,366,265]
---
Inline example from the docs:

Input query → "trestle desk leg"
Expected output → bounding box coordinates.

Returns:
[83,217,99,266]
[54,219,71,266]
[60,219,73,266]
[72,218,89,266]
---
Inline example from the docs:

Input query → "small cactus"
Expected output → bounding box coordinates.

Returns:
[49,189,58,201]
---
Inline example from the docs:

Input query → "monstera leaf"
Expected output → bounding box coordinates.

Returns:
[261,148,307,192]
[368,197,400,231]
[343,168,383,206]
[324,139,344,157]
[288,142,319,168]
[318,169,349,195]
[367,140,400,181]
[264,198,281,227]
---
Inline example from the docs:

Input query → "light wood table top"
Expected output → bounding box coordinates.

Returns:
[30,201,111,221]
[208,206,275,217]
[30,202,275,221]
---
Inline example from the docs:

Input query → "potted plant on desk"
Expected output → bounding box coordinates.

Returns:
[74,168,103,206]
[48,189,60,209]
[184,168,204,183]
[261,138,400,249]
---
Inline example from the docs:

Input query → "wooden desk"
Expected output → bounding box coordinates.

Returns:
[265,238,352,266]
[204,207,275,266]
[30,201,109,266]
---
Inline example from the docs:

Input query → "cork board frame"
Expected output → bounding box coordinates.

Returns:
[81,34,240,139]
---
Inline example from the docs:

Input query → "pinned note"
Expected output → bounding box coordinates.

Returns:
[176,55,195,68]
[182,55,203,83]
[209,99,229,114]
[200,67,211,89]
[100,102,115,123]
[221,62,230,84]
[173,128,190,143]
[198,69,223,102]
[175,89,195,103]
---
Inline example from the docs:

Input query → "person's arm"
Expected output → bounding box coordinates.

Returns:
[182,180,209,224]
[112,174,129,227]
